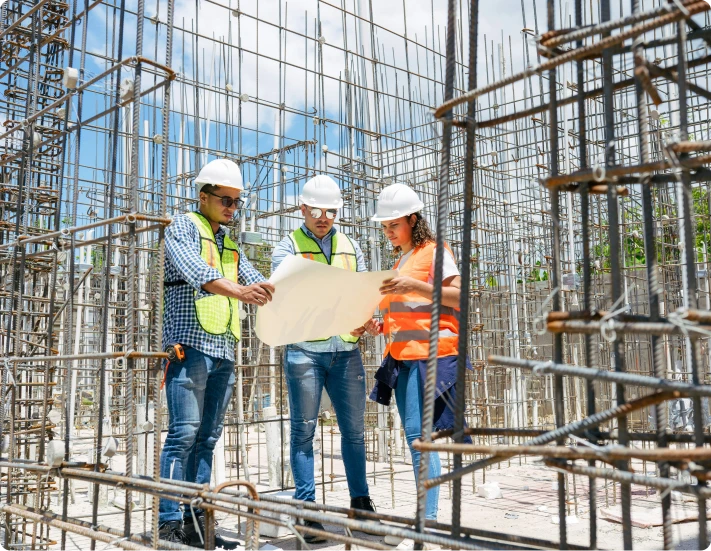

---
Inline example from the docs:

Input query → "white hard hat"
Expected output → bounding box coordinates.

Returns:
[299,175,344,209]
[371,183,424,222]
[195,158,244,199]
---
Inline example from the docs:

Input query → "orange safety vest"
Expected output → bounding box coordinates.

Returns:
[380,241,460,360]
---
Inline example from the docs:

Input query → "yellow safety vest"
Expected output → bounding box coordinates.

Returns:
[186,212,241,340]
[289,227,359,343]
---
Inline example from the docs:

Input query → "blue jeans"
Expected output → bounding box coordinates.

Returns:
[394,360,440,520]
[284,346,369,502]
[159,346,235,523]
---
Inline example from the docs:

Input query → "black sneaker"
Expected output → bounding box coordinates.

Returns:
[350,496,377,517]
[302,519,328,544]
[159,520,190,544]
[184,514,239,549]
[349,496,381,537]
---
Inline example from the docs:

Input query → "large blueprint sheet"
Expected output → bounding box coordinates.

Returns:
[255,255,397,347]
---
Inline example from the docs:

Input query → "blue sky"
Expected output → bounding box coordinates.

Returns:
[62,0,550,213]
[5,0,692,237]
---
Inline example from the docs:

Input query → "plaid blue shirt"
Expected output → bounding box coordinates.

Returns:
[163,212,266,361]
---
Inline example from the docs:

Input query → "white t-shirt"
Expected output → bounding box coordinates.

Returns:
[398,246,460,284]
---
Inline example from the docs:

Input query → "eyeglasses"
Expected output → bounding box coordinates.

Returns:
[309,207,338,220]
[206,190,244,209]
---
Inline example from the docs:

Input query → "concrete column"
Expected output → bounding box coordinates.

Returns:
[263,405,284,488]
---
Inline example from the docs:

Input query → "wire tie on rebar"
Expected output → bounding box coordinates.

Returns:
[658,484,674,501]
[670,0,690,16]
[599,290,629,342]
[125,213,137,224]
[285,519,311,550]
[42,471,52,490]
[668,311,692,338]
[568,434,606,451]
[600,319,617,342]
[532,360,554,377]
[115,349,134,369]
[102,536,128,550]
[662,139,685,180]
[668,311,711,339]
[533,287,559,335]
[592,164,606,182]
[189,497,204,545]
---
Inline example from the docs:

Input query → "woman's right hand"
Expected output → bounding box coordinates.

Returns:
[363,318,383,336]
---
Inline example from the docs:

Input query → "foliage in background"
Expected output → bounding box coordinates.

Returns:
[587,186,711,273]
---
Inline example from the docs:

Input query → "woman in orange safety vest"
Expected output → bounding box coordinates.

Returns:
[357,183,467,522]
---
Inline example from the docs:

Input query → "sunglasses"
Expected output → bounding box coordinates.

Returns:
[206,190,244,209]
[309,207,338,220]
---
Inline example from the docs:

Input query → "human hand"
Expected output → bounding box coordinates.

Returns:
[350,325,367,337]
[351,318,382,337]
[363,318,383,336]
[237,282,275,306]
[379,276,420,295]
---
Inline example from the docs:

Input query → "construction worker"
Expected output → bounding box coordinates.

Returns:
[364,183,469,523]
[159,158,275,548]
[271,174,376,543]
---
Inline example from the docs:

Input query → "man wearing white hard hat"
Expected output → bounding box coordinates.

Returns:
[271,174,375,542]
[160,158,274,547]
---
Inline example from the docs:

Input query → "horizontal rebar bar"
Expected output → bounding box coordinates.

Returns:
[489,355,711,397]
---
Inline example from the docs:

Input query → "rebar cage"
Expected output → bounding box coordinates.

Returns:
[2,0,711,548]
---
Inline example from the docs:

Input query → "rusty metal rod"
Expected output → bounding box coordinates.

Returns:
[413,442,711,462]
[547,319,711,336]
[546,459,711,499]
[433,1,709,118]
[489,355,711,397]
[421,391,678,488]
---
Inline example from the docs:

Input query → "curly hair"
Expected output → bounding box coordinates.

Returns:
[394,211,435,253]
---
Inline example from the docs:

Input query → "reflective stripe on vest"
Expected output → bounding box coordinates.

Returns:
[289,228,359,343]
[186,212,241,340]
[380,241,459,360]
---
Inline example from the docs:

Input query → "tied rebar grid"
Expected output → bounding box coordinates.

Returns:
[421,0,711,549]
[2,0,711,549]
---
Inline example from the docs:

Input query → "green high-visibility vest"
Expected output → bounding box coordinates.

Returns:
[289,227,360,343]
[186,211,241,340]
